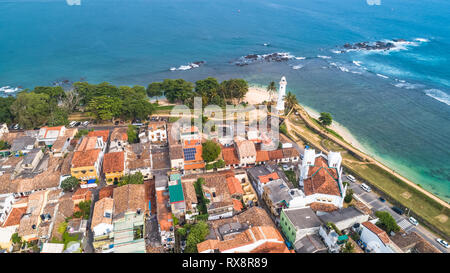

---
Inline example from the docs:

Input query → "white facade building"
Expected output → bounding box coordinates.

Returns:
[276,76,287,114]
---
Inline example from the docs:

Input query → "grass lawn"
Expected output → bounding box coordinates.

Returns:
[284,170,298,188]
[347,163,450,236]
[68,112,91,121]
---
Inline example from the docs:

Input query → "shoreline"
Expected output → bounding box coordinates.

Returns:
[247,84,449,208]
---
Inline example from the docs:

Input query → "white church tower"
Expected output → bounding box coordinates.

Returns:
[276,76,287,114]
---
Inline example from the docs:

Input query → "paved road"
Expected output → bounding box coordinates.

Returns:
[344,175,449,253]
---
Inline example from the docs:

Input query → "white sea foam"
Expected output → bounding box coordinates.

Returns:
[425,89,450,106]
[394,82,423,89]
[0,86,20,93]
[317,55,331,59]
[295,57,306,60]
[376,73,389,79]
[331,50,342,54]
[169,61,204,71]
[415,38,429,43]
[352,60,362,67]
[292,65,304,70]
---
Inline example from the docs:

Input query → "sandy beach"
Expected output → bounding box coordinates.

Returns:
[301,105,367,153]
[244,85,273,105]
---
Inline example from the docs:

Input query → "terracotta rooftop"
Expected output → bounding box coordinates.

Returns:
[184,162,205,170]
[71,149,100,168]
[72,188,92,202]
[282,147,299,158]
[201,225,287,253]
[197,239,220,253]
[362,221,390,245]
[126,143,151,171]
[255,150,269,162]
[268,149,284,160]
[226,177,244,195]
[88,130,109,142]
[76,136,99,151]
[156,189,173,232]
[169,144,184,160]
[304,157,341,196]
[113,184,147,218]
[91,197,114,229]
[232,199,243,212]
[2,206,27,227]
[110,127,128,142]
[148,121,166,131]
[99,185,115,200]
[235,140,256,158]
[222,147,239,165]
[103,152,125,173]
[258,172,279,184]
[182,181,197,212]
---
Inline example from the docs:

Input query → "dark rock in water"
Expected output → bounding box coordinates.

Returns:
[234,52,293,66]
[342,39,405,52]
[192,61,205,65]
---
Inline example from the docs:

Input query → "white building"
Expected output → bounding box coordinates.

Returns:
[37,126,66,146]
[276,76,287,114]
[298,149,346,212]
[0,123,8,139]
[360,221,397,253]
[0,194,15,224]
[147,121,167,143]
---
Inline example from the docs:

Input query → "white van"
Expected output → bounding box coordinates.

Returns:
[69,121,77,128]
[408,217,419,226]
[361,183,371,192]
[347,175,356,182]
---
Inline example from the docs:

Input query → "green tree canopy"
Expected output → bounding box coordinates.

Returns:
[319,112,333,127]
[284,91,298,115]
[161,79,195,103]
[87,96,122,121]
[61,176,79,192]
[375,211,400,234]
[218,78,248,103]
[267,81,277,100]
[147,82,163,98]
[119,172,144,186]
[185,221,210,253]
[201,140,221,163]
[127,125,139,144]
[0,140,10,150]
[10,92,50,129]
[47,107,69,127]
[33,86,65,107]
[0,96,16,124]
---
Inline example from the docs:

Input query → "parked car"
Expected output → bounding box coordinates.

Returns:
[391,206,404,215]
[75,121,81,127]
[69,121,77,127]
[347,175,356,182]
[379,197,386,202]
[82,121,89,127]
[114,120,120,125]
[13,124,19,130]
[436,238,449,249]
[408,217,419,226]
[360,183,371,192]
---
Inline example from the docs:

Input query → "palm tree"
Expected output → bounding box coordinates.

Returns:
[284,91,298,117]
[267,81,277,101]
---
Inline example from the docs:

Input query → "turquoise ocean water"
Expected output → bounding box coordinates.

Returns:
[0,0,449,201]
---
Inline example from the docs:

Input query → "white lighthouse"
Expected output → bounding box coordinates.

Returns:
[276,76,287,114]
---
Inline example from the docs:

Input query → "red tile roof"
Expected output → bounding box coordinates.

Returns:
[2,207,27,227]
[88,130,109,142]
[232,199,244,212]
[268,149,284,160]
[362,221,390,245]
[72,188,92,202]
[304,157,341,196]
[256,150,269,162]
[103,152,125,173]
[258,172,279,184]
[222,147,239,165]
[184,162,206,170]
[226,177,244,195]
[99,185,115,200]
[71,149,101,168]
